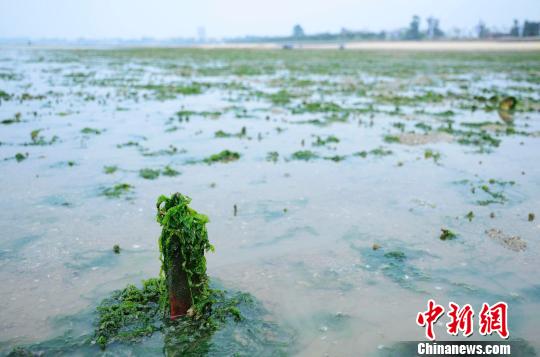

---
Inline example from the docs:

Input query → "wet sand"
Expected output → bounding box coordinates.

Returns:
[0,47,539,355]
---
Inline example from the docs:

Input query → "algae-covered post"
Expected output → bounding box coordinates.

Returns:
[156,193,214,319]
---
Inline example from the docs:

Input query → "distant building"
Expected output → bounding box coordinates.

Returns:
[523,21,540,37]
[510,20,520,37]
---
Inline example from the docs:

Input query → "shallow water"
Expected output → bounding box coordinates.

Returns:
[0,48,539,355]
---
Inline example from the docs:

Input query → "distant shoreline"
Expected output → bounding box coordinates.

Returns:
[196,40,540,51]
[2,40,540,51]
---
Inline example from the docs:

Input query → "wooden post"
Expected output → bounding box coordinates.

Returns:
[157,193,212,320]
[165,240,192,319]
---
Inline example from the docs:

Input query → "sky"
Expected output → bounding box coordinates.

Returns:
[0,0,539,39]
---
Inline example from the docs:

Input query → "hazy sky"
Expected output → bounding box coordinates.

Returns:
[1,0,538,39]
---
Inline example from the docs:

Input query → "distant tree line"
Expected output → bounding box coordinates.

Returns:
[228,17,540,44]
[398,16,539,39]
[477,19,540,38]
[286,16,539,42]
[404,15,444,39]
[504,20,539,37]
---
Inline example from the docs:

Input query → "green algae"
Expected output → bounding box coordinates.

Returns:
[103,165,118,174]
[266,151,279,163]
[433,109,456,117]
[460,121,501,129]
[383,135,400,144]
[499,96,517,111]
[293,114,349,127]
[9,194,294,354]
[102,183,133,198]
[162,166,180,177]
[374,91,444,106]
[215,130,232,138]
[1,113,21,125]
[81,127,102,135]
[347,231,507,298]
[291,150,318,161]
[203,150,241,164]
[392,122,406,131]
[352,244,430,293]
[312,135,339,146]
[355,147,393,158]
[370,147,393,156]
[384,251,407,261]
[91,193,294,351]
[20,279,292,355]
[117,141,142,149]
[268,89,294,105]
[174,109,221,120]
[139,83,206,100]
[292,101,342,114]
[415,122,432,132]
[139,168,160,180]
[14,153,28,162]
[437,123,501,152]
[142,145,183,157]
[477,180,515,205]
[94,277,166,347]
[27,129,59,146]
[440,228,457,241]
[156,193,214,313]
[30,129,40,142]
[215,126,247,138]
[324,155,346,162]
[479,185,507,205]
[4,48,533,356]
[455,178,514,206]
[424,149,441,163]
[0,89,11,101]
[95,192,295,354]
[1,118,20,125]
[456,131,501,149]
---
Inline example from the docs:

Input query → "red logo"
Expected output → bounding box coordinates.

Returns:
[417,300,509,340]
[479,302,509,339]
[416,299,445,340]
[446,302,474,337]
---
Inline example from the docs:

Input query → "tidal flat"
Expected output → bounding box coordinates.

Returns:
[0,48,539,355]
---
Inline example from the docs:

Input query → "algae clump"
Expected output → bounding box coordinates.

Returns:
[139,168,160,180]
[156,193,214,317]
[94,278,166,347]
[102,183,133,198]
[291,150,318,161]
[266,151,279,163]
[92,193,265,351]
[103,165,118,174]
[383,135,400,144]
[440,228,457,241]
[15,153,28,162]
[162,165,180,177]
[81,127,102,135]
[203,150,241,164]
